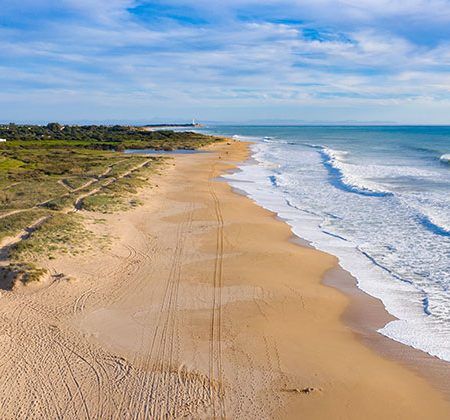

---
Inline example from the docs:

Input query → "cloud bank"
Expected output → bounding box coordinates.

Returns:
[2,0,450,122]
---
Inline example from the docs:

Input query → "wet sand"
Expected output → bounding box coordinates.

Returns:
[324,266,450,397]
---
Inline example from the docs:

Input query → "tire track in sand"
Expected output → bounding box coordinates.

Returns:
[208,162,227,419]
[114,201,199,419]
[143,201,195,418]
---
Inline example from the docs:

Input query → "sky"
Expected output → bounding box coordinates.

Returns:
[2,0,450,124]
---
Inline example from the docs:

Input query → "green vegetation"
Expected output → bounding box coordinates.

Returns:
[10,213,97,261]
[0,263,48,288]
[0,123,222,151]
[80,164,156,213]
[81,194,123,213]
[0,209,49,242]
[0,157,24,170]
[0,123,222,287]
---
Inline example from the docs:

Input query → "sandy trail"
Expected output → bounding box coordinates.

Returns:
[0,208,30,220]
[73,159,151,210]
[0,216,50,262]
[0,141,448,419]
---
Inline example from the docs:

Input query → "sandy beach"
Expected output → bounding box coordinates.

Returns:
[0,139,449,419]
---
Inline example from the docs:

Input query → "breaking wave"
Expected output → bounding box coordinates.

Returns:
[319,147,392,197]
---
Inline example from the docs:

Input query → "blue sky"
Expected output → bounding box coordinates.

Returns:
[2,0,450,123]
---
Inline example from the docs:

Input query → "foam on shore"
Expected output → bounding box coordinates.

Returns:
[223,139,450,362]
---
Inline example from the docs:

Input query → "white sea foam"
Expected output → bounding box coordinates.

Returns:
[320,147,391,195]
[440,153,450,163]
[400,194,450,235]
[232,134,255,141]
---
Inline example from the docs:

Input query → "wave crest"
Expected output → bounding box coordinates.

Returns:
[319,147,391,197]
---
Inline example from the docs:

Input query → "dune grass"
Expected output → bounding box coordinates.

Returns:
[9,213,98,261]
[0,209,49,242]
[0,263,48,286]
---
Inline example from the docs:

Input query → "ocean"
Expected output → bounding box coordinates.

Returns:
[202,125,450,362]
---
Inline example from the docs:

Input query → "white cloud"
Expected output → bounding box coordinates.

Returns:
[2,0,450,121]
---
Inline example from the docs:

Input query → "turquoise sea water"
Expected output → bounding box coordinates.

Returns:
[202,125,450,361]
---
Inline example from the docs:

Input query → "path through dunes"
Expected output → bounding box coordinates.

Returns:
[0,141,449,419]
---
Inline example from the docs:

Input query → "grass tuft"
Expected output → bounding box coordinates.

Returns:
[10,213,98,261]
[0,263,47,288]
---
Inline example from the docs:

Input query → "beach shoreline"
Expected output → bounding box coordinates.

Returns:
[0,139,449,418]
[324,266,450,397]
[225,139,450,399]
[221,127,450,365]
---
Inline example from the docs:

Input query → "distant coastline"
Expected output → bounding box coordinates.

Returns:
[141,123,203,131]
